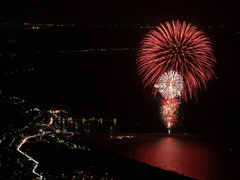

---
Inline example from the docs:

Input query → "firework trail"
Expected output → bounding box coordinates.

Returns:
[156,71,183,128]
[137,20,216,129]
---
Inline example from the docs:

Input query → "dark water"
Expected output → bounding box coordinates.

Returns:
[118,134,240,180]
[24,133,240,180]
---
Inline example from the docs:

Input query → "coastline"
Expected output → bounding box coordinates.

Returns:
[22,135,198,180]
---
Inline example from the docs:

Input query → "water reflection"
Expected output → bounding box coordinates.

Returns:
[121,135,240,180]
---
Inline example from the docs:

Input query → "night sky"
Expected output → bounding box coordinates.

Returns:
[0,1,240,129]
[0,0,239,26]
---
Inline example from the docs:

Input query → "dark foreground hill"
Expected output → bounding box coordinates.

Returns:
[24,142,196,180]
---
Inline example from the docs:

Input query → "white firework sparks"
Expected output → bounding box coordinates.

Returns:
[155,70,184,99]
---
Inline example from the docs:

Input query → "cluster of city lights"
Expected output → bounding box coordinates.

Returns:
[3,68,34,76]
[0,22,154,29]
[16,135,43,179]
[1,47,139,61]
[0,91,60,179]
[15,110,56,180]
[43,170,115,180]
[1,91,128,179]
[51,136,89,150]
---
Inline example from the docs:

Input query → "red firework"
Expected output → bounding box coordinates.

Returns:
[137,20,216,100]
[163,113,178,128]
[161,98,179,113]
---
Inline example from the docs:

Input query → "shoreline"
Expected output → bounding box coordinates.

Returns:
[22,135,198,180]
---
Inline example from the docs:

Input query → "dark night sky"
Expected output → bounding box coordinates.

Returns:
[0,0,239,26]
[0,0,240,129]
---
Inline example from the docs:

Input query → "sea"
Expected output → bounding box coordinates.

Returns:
[22,130,240,180]
[118,133,240,180]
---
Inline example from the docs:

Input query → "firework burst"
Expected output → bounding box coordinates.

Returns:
[155,70,184,99]
[155,71,183,128]
[136,20,216,130]
[137,20,216,100]
[161,98,179,114]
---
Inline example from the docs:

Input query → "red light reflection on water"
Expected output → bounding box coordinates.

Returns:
[121,136,240,180]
